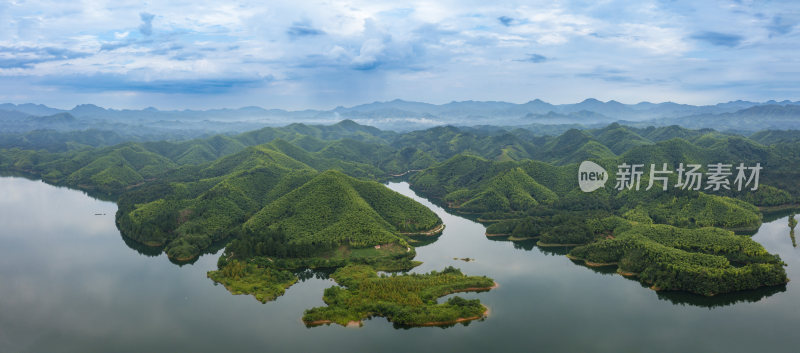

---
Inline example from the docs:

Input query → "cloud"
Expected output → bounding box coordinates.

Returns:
[170,51,206,61]
[516,54,547,63]
[577,71,635,83]
[352,39,387,70]
[287,21,325,38]
[0,1,798,108]
[99,41,134,52]
[767,15,795,37]
[690,31,743,47]
[498,16,514,27]
[39,74,273,94]
[576,66,667,85]
[0,46,91,68]
[149,43,184,55]
[139,12,155,36]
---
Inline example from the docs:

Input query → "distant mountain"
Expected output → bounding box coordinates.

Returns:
[0,103,64,116]
[2,99,800,133]
[25,112,77,124]
[0,109,32,121]
[641,104,800,131]
[337,99,439,114]
[70,104,107,117]
[557,98,634,117]
[522,110,614,124]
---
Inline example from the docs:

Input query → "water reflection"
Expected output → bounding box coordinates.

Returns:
[655,285,788,308]
[570,260,620,275]
[762,207,800,223]
[406,234,443,248]
[3,177,800,353]
[398,181,794,309]
[119,233,162,257]
[294,268,335,282]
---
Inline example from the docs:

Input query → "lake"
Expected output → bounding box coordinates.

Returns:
[1,177,799,352]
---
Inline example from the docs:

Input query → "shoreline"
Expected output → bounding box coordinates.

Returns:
[484,233,537,241]
[302,282,498,328]
[416,305,490,327]
[617,269,637,276]
[304,319,363,327]
[508,236,536,241]
[306,305,492,328]
[566,254,618,267]
[173,255,198,262]
[477,218,513,223]
[387,169,424,177]
[538,241,584,247]
[400,223,445,236]
[759,204,800,212]
[448,281,499,294]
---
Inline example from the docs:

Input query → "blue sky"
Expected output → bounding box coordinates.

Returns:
[0,0,798,110]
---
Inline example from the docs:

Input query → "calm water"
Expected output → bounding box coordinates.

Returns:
[1,177,799,352]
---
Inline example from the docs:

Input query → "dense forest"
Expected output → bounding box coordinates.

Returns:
[568,218,787,296]
[1,119,797,300]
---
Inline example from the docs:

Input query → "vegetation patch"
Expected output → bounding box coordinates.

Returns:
[208,260,298,303]
[569,218,788,296]
[302,264,495,327]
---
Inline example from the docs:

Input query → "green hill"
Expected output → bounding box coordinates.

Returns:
[456,167,557,212]
[635,125,708,142]
[264,139,384,178]
[410,154,573,204]
[2,120,799,298]
[528,128,617,164]
[243,170,441,249]
[5,142,177,194]
[590,123,652,154]
[569,220,787,296]
[115,145,441,261]
[750,130,800,145]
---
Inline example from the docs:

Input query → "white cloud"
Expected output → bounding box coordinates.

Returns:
[0,0,796,109]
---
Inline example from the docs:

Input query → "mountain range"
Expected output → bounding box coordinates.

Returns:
[1,99,800,134]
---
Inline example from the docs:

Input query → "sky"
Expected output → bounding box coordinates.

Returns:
[0,0,798,110]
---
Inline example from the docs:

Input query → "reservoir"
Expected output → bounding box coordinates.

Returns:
[0,177,798,352]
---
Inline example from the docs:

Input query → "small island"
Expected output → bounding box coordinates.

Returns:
[301,264,495,327]
[567,218,788,296]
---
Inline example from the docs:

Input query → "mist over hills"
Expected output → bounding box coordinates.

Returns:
[1,99,799,136]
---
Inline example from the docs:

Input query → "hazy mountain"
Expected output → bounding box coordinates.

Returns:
[641,105,800,131]
[0,103,63,116]
[2,99,799,134]
[25,112,77,124]
[0,110,32,121]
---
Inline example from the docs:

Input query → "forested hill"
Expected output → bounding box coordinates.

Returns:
[0,119,796,295]
[2,120,800,205]
[113,147,440,261]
